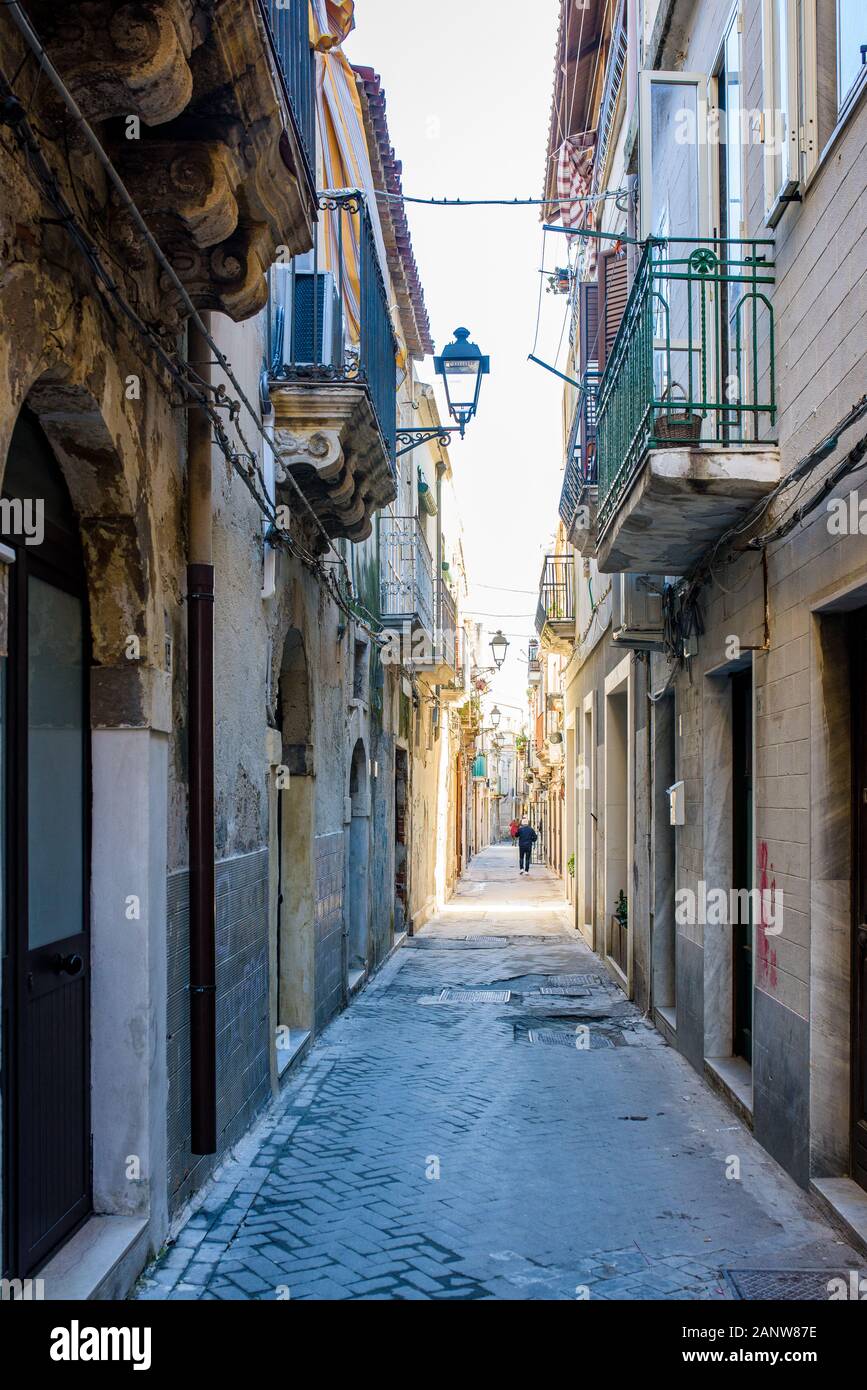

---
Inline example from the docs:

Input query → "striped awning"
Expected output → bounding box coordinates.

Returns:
[309,0,398,355]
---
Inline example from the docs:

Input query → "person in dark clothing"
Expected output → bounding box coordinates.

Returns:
[516,817,537,874]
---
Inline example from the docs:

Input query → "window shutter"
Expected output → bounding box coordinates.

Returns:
[579,281,599,374]
[599,250,628,368]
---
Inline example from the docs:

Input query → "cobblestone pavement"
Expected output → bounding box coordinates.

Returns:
[136,846,861,1301]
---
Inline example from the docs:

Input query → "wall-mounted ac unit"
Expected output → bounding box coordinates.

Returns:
[611,573,667,649]
[272,258,343,367]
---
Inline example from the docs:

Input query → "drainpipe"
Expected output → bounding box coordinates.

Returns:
[188,312,216,1155]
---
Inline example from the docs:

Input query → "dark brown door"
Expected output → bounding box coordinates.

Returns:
[2,411,91,1276]
[850,611,867,1191]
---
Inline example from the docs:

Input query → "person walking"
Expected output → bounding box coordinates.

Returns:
[516,816,537,875]
[509,817,519,844]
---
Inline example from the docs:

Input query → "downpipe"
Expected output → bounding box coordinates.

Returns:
[188,312,216,1155]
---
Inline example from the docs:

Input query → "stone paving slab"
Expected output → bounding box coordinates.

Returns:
[135,846,861,1301]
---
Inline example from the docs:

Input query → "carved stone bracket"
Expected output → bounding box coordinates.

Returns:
[271,382,397,548]
[30,0,316,322]
[29,0,198,127]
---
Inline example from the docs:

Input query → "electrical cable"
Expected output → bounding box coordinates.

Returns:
[2,5,388,641]
[3,2,382,632]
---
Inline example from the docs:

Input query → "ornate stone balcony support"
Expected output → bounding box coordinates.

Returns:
[271,383,397,549]
[26,0,316,322]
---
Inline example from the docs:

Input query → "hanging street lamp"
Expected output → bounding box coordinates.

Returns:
[396,327,490,457]
[489,629,509,669]
[435,327,490,436]
[490,705,501,729]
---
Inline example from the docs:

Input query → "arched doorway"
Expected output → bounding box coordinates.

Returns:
[347,740,370,984]
[2,408,90,1276]
[274,627,314,1071]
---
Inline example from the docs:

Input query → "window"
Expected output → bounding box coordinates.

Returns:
[763,0,865,223]
[761,0,811,219]
[837,0,866,113]
[639,71,709,241]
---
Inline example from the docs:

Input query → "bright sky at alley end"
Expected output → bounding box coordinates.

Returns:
[344,0,565,718]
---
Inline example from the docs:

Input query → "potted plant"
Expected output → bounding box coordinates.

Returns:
[567,853,575,879]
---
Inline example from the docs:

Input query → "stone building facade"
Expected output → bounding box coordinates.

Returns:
[0,0,470,1297]
[537,0,867,1241]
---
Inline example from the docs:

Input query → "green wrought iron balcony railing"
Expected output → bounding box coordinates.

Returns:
[595,238,776,541]
[558,368,599,542]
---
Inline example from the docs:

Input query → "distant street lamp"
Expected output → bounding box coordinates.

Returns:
[489,630,509,669]
[396,326,490,457]
[490,705,501,729]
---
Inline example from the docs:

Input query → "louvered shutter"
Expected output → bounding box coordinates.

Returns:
[579,281,599,374]
[599,251,628,368]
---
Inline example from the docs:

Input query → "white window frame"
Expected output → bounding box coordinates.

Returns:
[761,0,800,220]
[638,70,710,241]
[761,0,819,222]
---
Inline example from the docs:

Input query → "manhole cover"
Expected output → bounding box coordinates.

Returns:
[525,1028,614,1049]
[438,988,511,1004]
[724,1269,867,1300]
[538,986,590,997]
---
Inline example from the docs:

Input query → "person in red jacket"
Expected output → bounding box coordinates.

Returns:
[509,818,519,844]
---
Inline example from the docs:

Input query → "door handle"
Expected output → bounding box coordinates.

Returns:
[53,952,84,976]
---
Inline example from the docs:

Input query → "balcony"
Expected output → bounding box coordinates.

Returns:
[30,0,317,322]
[594,239,780,574]
[527,637,542,683]
[380,514,434,640]
[429,580,459,685]
[440,619,469,702]
[260,0,317,195]
[535,553,576,654]
[558,369,599,554]
[269,195,398,547]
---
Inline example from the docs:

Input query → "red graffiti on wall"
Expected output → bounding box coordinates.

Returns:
[757,839,777,991]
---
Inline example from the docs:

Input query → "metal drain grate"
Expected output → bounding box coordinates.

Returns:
[724,1268,867,1301]
[545,974,603,987]
[438,988,511,1004]
[525,1028,614,1049]
[538,986,590,997]
[464,935,508,945]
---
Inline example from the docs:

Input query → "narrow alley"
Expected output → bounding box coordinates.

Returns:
[136,846,860,1302]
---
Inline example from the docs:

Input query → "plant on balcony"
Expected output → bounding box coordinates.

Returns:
[615,890,628,930]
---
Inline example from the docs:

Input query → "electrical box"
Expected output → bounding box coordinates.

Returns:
[612,573,665,649]
[667,779,685,826]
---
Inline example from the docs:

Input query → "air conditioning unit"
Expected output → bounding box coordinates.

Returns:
[611,573,667,649]
[272,258,343,367]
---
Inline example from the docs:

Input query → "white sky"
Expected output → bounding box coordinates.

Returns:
[344,0,567,719]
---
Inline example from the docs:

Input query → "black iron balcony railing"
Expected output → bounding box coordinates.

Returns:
[269,192,398,469]
[261,0,316,189]
[379,516,434,634]
[596,237,776,538]
[535,553,575,635]
[558,368,599,536]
